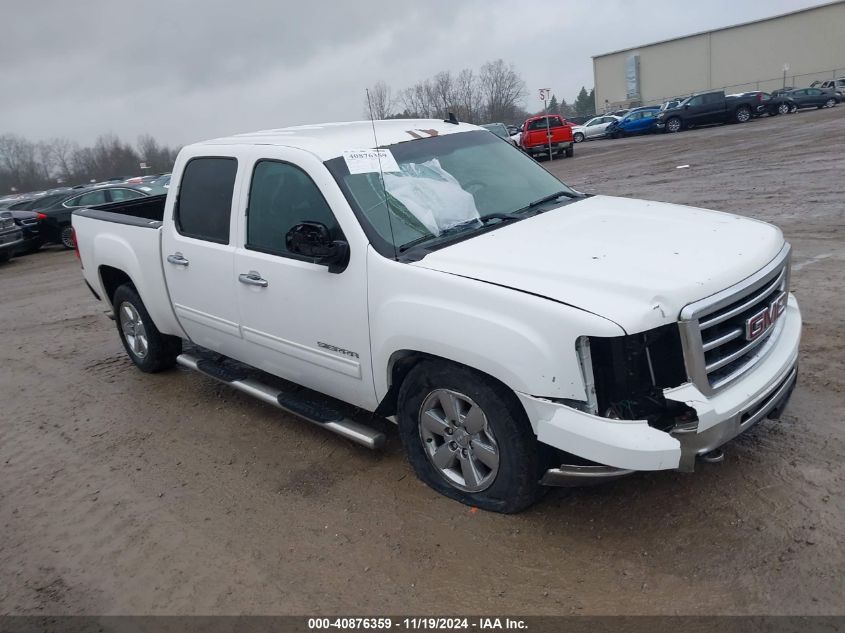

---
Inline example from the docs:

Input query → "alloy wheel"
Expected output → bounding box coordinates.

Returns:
[418,389,499,493]
[119,301,149,359]
[60,226,75,249]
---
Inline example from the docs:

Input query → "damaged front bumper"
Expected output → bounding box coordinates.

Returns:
[518,294,801,485]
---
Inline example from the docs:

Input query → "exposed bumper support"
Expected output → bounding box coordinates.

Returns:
[540,464,634,487]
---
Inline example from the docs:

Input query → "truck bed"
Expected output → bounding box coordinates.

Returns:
[73,193,166,227]
[72,193,185,339]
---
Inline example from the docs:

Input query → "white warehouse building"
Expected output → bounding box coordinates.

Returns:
[593,0,845,111]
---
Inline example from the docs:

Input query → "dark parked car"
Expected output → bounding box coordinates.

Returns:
[655,90,760,132]
[0,211,24,263]
[729,91,795,116]
[782,88,840,110]
[27,185,150,249]
[10,210,44,253]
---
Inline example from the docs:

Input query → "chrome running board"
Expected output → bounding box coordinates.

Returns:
[176,353,385,450]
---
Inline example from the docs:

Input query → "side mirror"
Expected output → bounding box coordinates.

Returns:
[285,221,349,273]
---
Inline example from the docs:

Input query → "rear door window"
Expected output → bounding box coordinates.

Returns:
[65,190,108,208]
[108,188,146,202]
[175,157,237,244]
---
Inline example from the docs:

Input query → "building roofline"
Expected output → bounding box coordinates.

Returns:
[592,0,843,58]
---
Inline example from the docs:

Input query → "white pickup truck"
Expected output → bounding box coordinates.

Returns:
[72,119,801,513]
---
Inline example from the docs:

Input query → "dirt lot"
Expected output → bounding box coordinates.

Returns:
[1,107,844,616]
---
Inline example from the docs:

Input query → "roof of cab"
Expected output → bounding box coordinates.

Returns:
[193,119,478,161]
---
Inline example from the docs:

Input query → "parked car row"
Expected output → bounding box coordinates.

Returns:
[576,85,841,141]
[0,173,171,263]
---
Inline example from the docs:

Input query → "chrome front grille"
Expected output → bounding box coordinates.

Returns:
[0,217,13,230]
[679,244,791,394]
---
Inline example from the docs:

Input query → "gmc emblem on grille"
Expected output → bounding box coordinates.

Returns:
[745,292,787,341]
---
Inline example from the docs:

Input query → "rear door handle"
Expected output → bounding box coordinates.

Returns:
[167,253,189,266]
[238,271,268,288]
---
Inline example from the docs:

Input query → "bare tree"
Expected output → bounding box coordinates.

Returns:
[0,134,42,191]
[479,59,527,123]
[454,68,482,123]
[431,71,456,119]
[364,81,394,119]
[48,137,79,183]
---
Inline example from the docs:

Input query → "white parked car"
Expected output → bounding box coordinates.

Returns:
[72,119,801,513]
[572,115,621,142]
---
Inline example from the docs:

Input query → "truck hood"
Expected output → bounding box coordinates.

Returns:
[411,195,784,333]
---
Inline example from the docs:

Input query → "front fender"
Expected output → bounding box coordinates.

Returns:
[367,250,623,403]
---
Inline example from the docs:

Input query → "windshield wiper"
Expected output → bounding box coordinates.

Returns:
[525,190,578,209]
[398,213,522,253]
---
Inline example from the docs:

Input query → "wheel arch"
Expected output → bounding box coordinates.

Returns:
[99,265,135,305]
[374,350,527,422]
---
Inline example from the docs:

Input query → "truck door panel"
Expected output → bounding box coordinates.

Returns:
[161,156,243,357]
[233,155,375,410]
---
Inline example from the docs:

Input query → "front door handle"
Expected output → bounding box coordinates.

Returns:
[238,271,268,288]
[167,253,189,266]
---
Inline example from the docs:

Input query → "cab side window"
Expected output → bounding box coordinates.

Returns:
[175,157,237,244]
[246,160,344,259]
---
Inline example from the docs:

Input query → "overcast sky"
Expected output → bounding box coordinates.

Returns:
[0,0,831,147]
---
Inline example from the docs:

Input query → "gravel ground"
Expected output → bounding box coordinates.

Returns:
[1,106,843,616]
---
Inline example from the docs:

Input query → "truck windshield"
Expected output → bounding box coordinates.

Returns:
[325,130,578,256]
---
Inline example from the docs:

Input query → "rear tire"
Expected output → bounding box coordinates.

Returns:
[59,224,75,250]
[824,98,836,108]
[397,360,544,513]
[113,284,181,373]
[565,146,574,158]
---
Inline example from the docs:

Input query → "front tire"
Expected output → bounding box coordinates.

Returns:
[735,105,752,123]
[573,132,584,143]
[397,360,543,513]
[665,117,682,133]
[113,284,181,373]
[777,102,790,115]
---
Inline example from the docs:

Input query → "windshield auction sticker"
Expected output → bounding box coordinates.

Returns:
[343,149,401,175]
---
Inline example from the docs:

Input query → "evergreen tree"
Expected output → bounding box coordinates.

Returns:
[574,86,592,117]
[559,98,575,119]
[547,94,559,115]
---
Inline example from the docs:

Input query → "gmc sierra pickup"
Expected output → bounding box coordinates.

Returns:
[73,120,801,513]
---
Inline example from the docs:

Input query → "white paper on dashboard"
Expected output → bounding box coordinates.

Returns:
[342,149,401,174]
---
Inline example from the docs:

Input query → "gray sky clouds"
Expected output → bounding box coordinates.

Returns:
[0,0,830,146]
